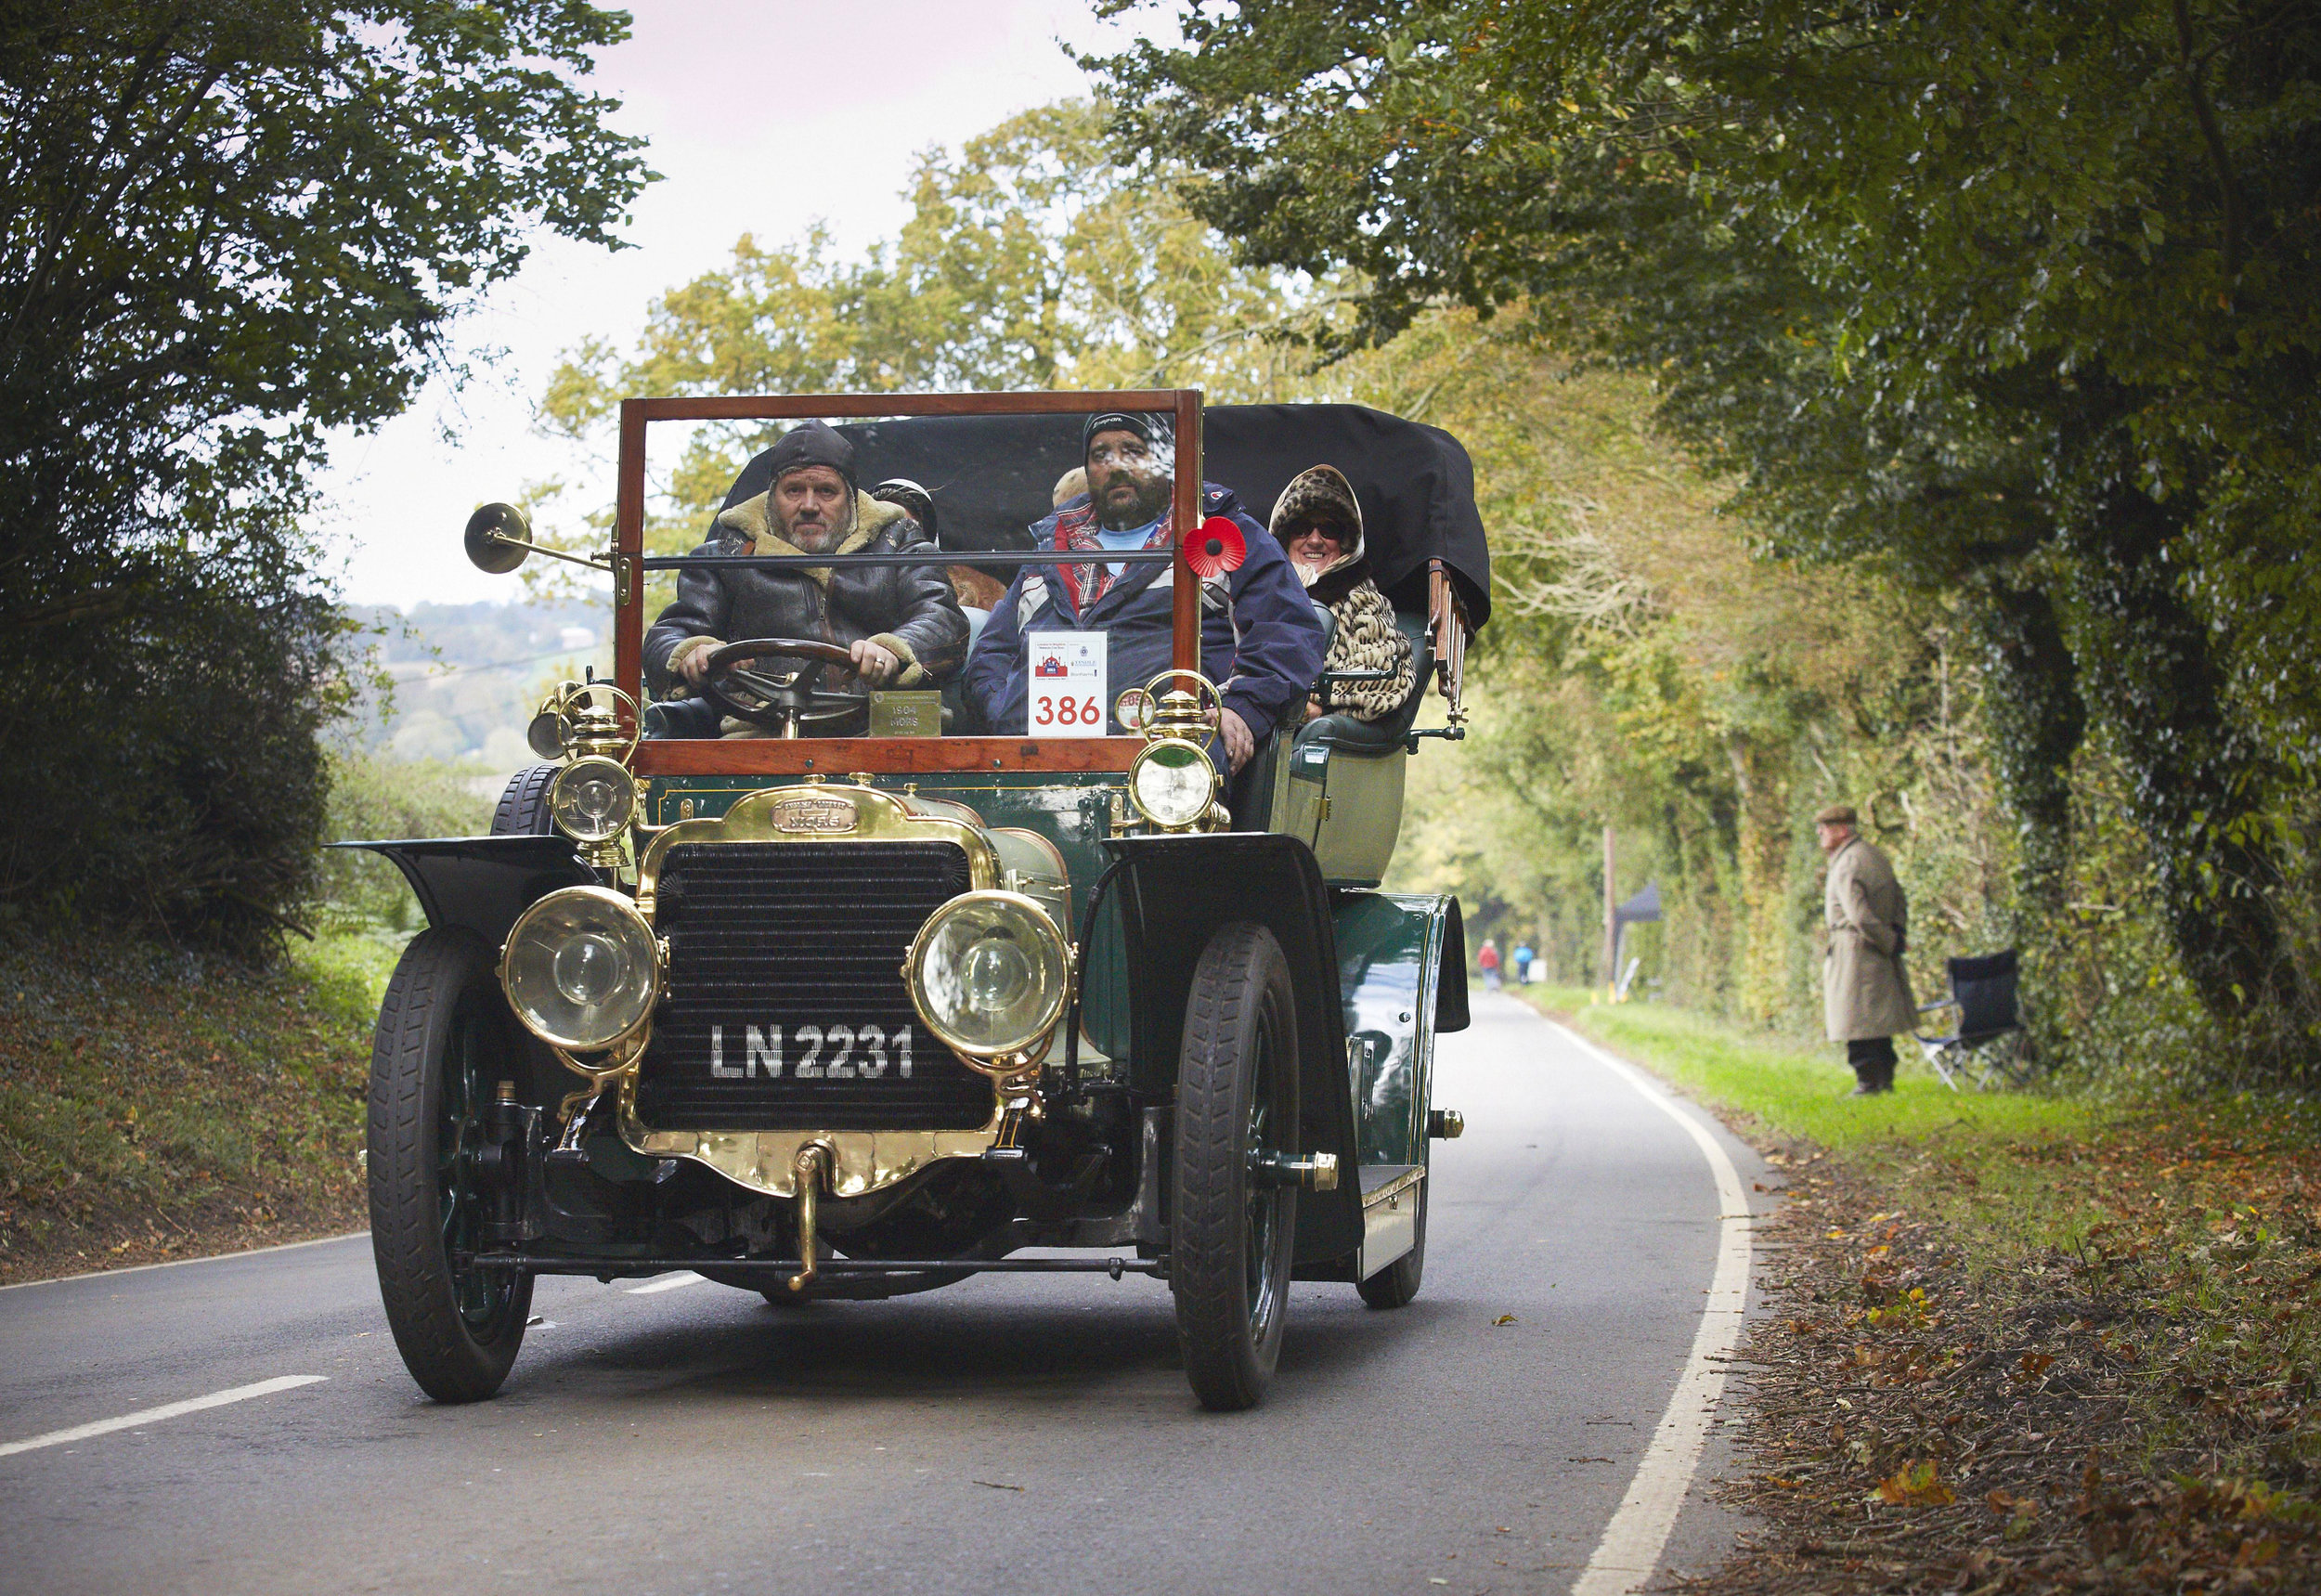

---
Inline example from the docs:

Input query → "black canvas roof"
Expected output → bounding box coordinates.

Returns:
[715,402,1491,629]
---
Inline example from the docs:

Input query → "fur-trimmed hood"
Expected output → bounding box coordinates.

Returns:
[1269,463,1370,603]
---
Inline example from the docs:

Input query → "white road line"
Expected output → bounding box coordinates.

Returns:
[1553,1021,1754,1596]
[0,1231,369,1292]
[0,1376,328,1460]
[625,1271,707,1294]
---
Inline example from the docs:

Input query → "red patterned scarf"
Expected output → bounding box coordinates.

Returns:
[1053,500,1174,612]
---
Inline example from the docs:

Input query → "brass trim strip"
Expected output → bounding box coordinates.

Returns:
[1360,1165,1428,1213]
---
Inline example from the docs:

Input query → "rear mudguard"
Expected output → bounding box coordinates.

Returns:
[326,836,593,948]
[1334,891,1466,1170]
[1099,833,1366,1265]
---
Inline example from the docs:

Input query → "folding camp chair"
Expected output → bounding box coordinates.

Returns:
[1913,949,2031,1090]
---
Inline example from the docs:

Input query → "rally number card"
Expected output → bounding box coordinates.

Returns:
[1027,631,1108,736]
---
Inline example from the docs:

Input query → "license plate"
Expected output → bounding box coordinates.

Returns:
[707,1023,914,1081]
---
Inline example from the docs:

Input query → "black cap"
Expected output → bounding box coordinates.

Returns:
[1083,411,1169,460]
[765,420,856,489]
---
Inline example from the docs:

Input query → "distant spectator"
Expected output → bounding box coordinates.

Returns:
[1817,803,1915,1096]
[1512,942,1535,986]
[1478,938,1501,991]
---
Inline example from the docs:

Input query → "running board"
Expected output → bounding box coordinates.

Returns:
[1357,1163,1425,1279]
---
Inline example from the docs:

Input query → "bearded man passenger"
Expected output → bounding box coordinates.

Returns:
[962,413,1322,773]
[644,421,968,734]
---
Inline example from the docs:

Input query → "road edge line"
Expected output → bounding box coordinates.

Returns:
[0,1231,370,1292]
[1553,1021,1754,1596]
[0,1376,329,1460]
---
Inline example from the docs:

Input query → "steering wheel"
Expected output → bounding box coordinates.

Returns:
[696,638,866,737]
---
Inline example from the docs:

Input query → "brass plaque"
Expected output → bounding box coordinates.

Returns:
[769,794,859,835]
[869,690,943,738]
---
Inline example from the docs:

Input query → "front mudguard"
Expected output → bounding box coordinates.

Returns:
[327,835,594,946]
[1097,832,1364,1265]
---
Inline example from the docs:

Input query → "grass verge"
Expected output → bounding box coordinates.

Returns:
[0,928,403,1284]
[1519,986,2321,1594]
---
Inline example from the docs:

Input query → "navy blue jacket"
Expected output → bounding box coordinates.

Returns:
[964,483,1325,741]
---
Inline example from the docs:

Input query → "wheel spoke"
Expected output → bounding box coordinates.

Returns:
[434,1000,507,1332]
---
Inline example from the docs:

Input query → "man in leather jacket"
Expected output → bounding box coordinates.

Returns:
[643,422,968,731]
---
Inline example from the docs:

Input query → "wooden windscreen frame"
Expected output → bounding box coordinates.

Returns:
[614,389,1203,777]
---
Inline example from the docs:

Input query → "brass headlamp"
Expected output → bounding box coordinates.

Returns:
[1120,669,1228,833]
[528,681,641,868]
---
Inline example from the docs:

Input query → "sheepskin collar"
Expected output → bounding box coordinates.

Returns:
[713,490,903,585]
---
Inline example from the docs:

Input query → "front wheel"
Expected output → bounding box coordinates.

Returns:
[1172,921,1299,1411]
[369,928,533,1402]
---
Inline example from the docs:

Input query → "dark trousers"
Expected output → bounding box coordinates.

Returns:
[1847,1036,1897,1088]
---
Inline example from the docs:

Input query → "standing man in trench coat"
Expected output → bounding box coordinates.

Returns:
[1819,803,1916,1096]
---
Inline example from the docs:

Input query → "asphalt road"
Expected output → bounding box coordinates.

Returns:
[0,993,1767,1596]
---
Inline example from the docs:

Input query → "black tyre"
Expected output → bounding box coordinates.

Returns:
[1172,921,1299,1411]
[1355,1174,1426,1308]
[492,762,559,836]
[369,928,533,1402]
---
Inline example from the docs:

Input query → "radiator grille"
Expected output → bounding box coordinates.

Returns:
[637,840,993,1131]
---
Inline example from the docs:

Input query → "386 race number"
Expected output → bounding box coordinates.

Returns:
[1026,630,1107,738]
[1032,694,1101,728]
[707,1023,914,1080]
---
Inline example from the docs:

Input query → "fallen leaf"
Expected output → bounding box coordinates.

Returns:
[1868,1460,1956,1507]
[1493,1313,1517,1326]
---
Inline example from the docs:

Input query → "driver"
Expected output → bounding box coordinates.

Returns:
[962,412,1322,772]
[644,422,968,731]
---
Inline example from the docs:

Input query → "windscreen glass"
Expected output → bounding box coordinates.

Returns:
[642,410,1224,741]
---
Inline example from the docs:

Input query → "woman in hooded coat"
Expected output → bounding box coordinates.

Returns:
[1269,464,1416,721]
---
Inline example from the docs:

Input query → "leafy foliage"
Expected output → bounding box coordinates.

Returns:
[529,98,1313,594]
[0,1,650,951]
[1094,0,2321,1077]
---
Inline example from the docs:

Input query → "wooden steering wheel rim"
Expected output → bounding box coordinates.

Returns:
[706,637,858,673]
[697,637,863,729]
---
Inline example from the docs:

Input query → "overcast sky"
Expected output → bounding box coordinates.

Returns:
[318,0,1158,610]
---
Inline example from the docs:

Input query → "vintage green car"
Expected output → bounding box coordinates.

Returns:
[346,390,1486,1410]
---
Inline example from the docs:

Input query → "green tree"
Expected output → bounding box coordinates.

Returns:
[1095,0,2321,1073]
[0,1,650,949]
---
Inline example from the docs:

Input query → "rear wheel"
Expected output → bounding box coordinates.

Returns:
[369,928,533,1402]
[492,762,559,836]
[1172,921,1298,1411]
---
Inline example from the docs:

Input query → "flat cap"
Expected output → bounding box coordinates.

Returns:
[1814,803,1859,827]
[765,419,856,488]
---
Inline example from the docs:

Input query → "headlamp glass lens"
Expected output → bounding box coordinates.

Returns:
[550,757,636,844]
[909,893,1067,1058]
[1130,739,1214,828]
[503,887,658,1050]
[552,931,623,1006]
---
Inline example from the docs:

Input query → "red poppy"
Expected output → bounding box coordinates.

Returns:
[1184,515,1246,578]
